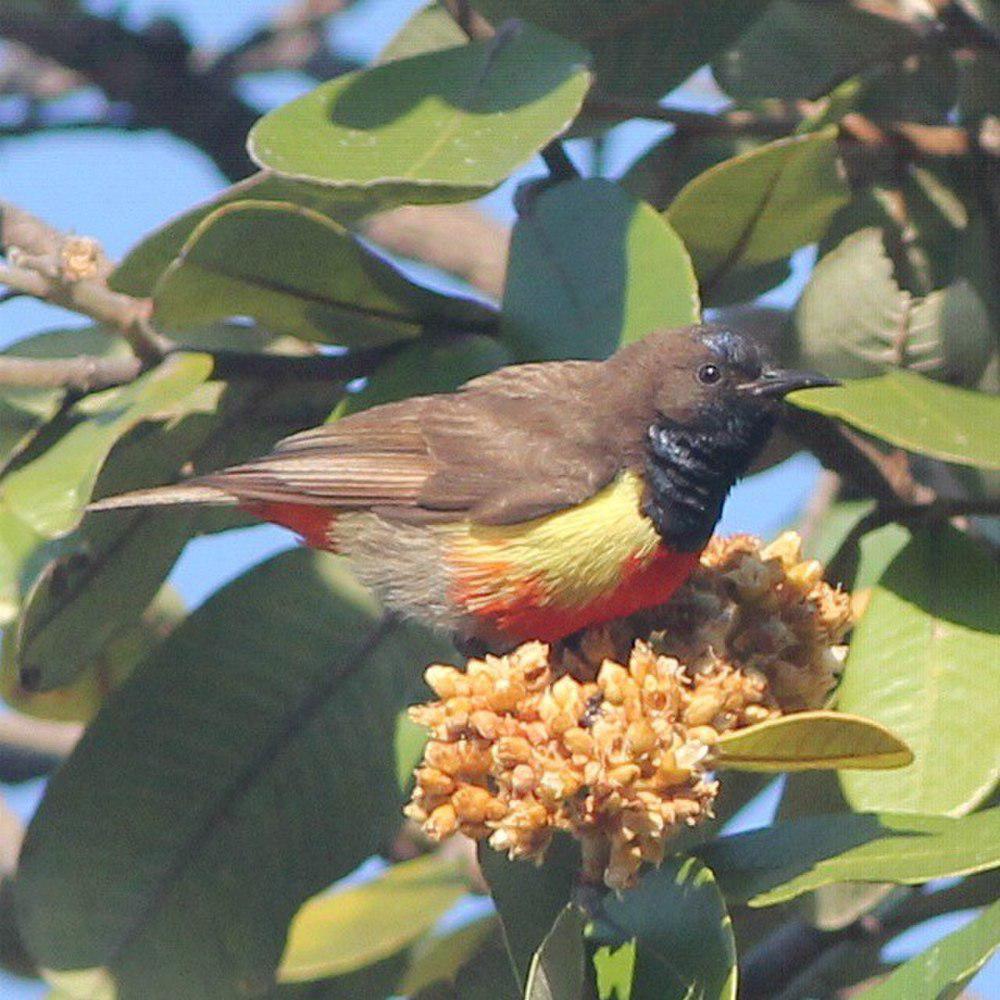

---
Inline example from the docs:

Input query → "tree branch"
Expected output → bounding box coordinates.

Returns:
[0,200,166,362]
[0,7,258,180]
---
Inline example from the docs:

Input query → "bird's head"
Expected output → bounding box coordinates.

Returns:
[608,324,839,550]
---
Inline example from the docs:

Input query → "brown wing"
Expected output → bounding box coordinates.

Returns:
[195,359,625,525]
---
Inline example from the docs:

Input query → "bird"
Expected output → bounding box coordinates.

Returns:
[90,324,837,651]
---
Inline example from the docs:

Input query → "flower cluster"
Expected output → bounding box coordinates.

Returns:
[405,532,854,890]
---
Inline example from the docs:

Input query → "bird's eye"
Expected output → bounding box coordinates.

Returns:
[697,363,722,385]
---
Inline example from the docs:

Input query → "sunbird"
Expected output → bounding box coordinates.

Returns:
[91,325,836,650]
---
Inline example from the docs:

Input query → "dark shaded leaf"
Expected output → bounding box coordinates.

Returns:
[698,808,1000,907]
[525,905,585,1000]
[14,549,458,998]
[714,1,913,101]
[476,0,770,102]
[597,857,737,1000]
[502,178,699,362]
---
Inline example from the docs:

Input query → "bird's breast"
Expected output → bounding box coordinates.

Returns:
[441,470,700,640]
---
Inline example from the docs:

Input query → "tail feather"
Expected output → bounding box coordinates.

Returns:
[87,482,237,512]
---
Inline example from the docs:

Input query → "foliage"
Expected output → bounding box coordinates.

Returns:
[0,1,997,998]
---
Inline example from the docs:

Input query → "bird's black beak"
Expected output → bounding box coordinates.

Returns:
[739,368,840,399]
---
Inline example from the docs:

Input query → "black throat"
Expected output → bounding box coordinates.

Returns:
[642,403,776,552]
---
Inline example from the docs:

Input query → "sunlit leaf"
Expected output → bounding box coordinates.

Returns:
[278,854,468,983]
[248,25,590,209]
[379,2,465,63]
[698,808,1000,907]
[153,201,495,348]
[0,353,213,538]
[838,526,1000,815]
[792,371,1000,470]
[665,129,849,303]
[401,913,499,995]
[857,899,1000,999]
[713,711,913,772]
[502,178,700,362]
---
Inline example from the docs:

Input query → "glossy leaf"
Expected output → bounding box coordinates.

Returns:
[337,334,510,417]
[475,0,769,102]
[791,370,1000,470]
[698,808,1000,907]
[838,526,1000,815]
[597,857,737,1000]
[153,201,495,348]
[796,228,993,384]
[665,130,849,303]
[110,172,366,298]
[502,178,700,362]
[277,855,468,983]
[477,834,579,984]
[0,353,213,538]
[248,25,590,208]
[715,0,912,100]
[713,711,913,772]
[858,900,1000,1000]
[15,549,458,998]
[524,905,585,1000]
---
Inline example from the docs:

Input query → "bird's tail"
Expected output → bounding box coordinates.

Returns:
[87,482,237,512]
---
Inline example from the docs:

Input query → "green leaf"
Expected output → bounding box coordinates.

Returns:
[502,178,700,362]
[0,327,131,467]
[277,854,468,983]
[597,857,737,1000]
[379,2,466,63]
[791,370,1000,470]
[477,834,580,985]
[338,334,510,418]
[248,25,590,209]
[593,941,635,1000]
[152,201,496,348]
[401,913,499,995]
[1,362,345,698]
[14,549,458,999]
[524,905,585,1000]
[838,526,1000,816]
[858,900,1000,1000]
[475,1,769,102]
[796,228,993,384]
[713,711,913,772]
[665,130,849,303]
[698,808,1000,907]
[0,353,213,537]
[715,0,913,101]
[802,498,875,567]
[110,172,366,298]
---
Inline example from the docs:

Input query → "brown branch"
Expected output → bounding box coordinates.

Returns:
[0,7,258,180]
[0,354,143,393]
[0,200,167,362]
[584,95,800,137]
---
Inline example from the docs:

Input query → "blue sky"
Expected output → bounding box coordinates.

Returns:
[0,1,993,996]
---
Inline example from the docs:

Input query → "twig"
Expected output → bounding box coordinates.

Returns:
[0,354,143,393]
[584,95,799,137]
[0,200,166,362]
